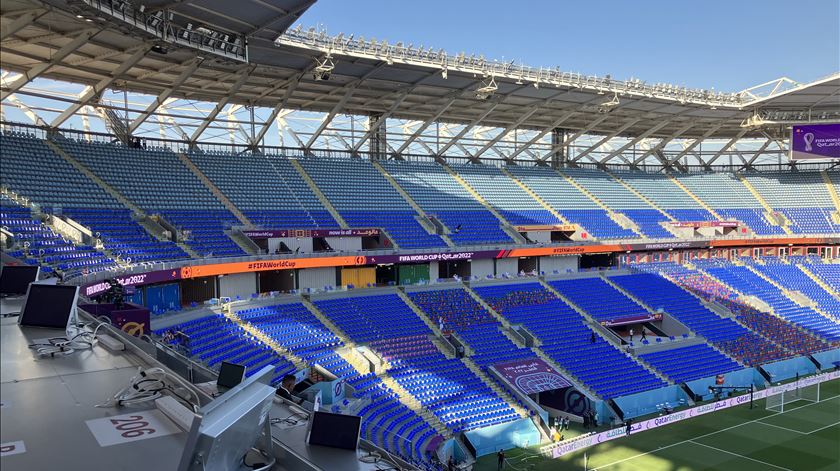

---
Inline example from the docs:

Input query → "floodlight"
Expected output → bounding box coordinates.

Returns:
[313,54,334,81]
[475,76,497,100]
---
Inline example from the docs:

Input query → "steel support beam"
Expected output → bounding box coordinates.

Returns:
[351,88,413,152]
[50,45,151,128]
[189,65,255,143]
[571,118,642,163]
[705,128,750,167]
[0,9,48,41]
[128,58,202,134]
[632,123,694,165]
[436,102,501,156]
[506,112,576,161]
[1,30,98,101]
[393,94,459,155]
[471,108,540,160]
[665,123,725,167]
[544,114,610,159]
[601,119,674,164]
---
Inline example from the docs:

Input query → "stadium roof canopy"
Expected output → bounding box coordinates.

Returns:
[1,0,839,169]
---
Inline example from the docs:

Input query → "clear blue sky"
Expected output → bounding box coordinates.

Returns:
[294,0,840,92]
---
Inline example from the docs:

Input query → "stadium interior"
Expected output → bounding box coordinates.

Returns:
[0,1,839,470]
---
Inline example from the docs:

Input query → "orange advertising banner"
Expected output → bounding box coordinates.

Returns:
[181,255,367,278]
[514,224,579,232]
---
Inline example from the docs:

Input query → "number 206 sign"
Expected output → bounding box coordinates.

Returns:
[86,409,182,447]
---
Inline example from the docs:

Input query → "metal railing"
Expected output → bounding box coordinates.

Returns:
[278,27,744,108]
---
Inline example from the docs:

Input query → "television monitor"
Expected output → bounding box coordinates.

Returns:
[0,265,40,296]
[178,365,275,471]
[18,284,78,329]
[307,411,361,451]
[217,361,246,390]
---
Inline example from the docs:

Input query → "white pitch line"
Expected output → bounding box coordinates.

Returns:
[806,420,840,435]
[687,440,793,471]
[752,420,805,434]
[592,393,839,470]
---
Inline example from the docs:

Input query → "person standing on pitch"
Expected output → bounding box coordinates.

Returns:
[629,328,634,341]
[497,449,505,470]
[625,419,632,436]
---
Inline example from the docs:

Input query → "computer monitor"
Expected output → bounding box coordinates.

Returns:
[18,284,78,329]
[0,265,40,296]
[178,365,275,471]
[217,361,246,390]
[307,411,361,451]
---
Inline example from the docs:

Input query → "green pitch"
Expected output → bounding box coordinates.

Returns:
[474,379,840,471]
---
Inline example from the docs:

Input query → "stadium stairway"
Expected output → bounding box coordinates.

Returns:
[442,163,527,244]
[301,295,451,436]
[220,306,308,371]
[558,170,645,239]
[735,174,794,235]
[666,174,724,221]
[821,170,840,217]
[176,152,252,226]
[744,264,838,323]
[797,264,840,299]
[395,290,474,354]
[372,161,456,248]
[539,278,673,385]
[396,289,530,419]
[607,171,678,234]
[289,159,349,229]
[499,167,572,226]
[45,140,143,215]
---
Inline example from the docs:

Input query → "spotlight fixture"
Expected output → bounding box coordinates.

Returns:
[598,92,620,113]
[475,76,497,100]
[313,54,335,81]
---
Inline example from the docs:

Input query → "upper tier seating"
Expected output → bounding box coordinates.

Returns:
[58,140,245,257]
[809,262,840,291]
[452,164,560,226]
[0,133,121,209]
[609,273,789,365]
[188,151,338,229]
[639,343,741,383]
[314,294,519,432]
[675,173,784,235]
[614,172,717,222]
[506,166,636,239]
[299,158,447,249]
[562,168,673,238]
[380,161,512,245]
[473,283,667,399]
[743,172,840,234]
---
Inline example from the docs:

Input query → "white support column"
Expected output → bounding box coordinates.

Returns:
[50,45,151,128]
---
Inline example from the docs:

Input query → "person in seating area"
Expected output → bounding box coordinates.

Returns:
[276,374,304,405]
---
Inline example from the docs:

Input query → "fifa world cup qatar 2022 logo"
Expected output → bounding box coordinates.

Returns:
[804,132,815,151]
